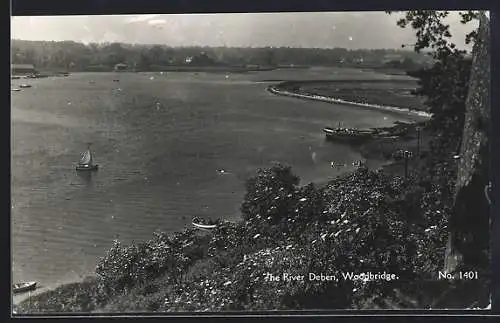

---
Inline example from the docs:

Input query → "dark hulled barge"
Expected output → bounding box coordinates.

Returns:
[323,126,373,145]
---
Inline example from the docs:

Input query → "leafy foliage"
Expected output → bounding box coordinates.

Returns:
[95,229,207,293]
[386,10,479,59]
[240,163,300,227]
[387,10,478,136]
[14,277,108,314]
[407,55,471,134]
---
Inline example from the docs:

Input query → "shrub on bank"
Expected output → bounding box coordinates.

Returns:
[15,277,107,313]
[95,228,209,294]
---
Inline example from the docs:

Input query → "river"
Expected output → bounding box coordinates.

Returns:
[11,67,426,297]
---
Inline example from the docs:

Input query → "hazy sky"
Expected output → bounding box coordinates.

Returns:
[11,12,478,49]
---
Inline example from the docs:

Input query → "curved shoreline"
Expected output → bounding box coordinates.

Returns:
[266,83,432,118]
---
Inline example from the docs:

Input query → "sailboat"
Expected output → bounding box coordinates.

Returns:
[76,144,99,171]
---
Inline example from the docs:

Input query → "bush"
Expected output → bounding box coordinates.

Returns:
[240,163,300,232]
[95,229,203,293]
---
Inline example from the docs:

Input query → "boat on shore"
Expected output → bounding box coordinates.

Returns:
[323,126,373,144]
[192,217,217,230]
[352,159,367,168]
[76,144,99,171]
[13,281,37,294]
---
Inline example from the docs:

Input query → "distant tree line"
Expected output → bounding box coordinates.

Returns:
[11,39,432,71]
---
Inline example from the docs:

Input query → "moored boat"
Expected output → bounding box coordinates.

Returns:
[323,126,373,144]
[13,281,37,294]
[19,84,32,88]
[192,217,217,230]
[352,159,367,168]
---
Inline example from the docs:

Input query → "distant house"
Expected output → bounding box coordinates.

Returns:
[185,56,194,64]
[114,63,128,71]
[11,64,37,75]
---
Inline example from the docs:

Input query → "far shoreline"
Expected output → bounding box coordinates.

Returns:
[265,79,432,176]
[266,81,432,119]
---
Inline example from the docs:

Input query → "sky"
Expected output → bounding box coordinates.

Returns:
[10,11,479,49]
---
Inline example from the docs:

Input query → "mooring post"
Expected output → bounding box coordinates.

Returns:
[416,126,421,157]
[404,150,412,179]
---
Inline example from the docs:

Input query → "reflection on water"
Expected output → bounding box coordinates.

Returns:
[75,170,93,185]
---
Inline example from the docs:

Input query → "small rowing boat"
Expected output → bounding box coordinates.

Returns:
[13,281,37,293]
[352,159,367,168]
[192,217,217,230]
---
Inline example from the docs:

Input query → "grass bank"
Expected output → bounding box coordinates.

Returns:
[272,80,429,113]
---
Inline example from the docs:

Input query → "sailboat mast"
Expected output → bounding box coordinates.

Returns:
[87,145,93,164]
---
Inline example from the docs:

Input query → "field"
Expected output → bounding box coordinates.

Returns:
[275,79,428,112]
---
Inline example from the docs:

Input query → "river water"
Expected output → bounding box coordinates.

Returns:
[11,68,426,295]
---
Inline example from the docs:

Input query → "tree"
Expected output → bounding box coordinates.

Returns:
[387,11,490,276]
[264,47,276,66]
[240,163,300,229]
[137,49,152,70]
[387,10,479,134]
[387,10,479,60]
[149,45,164,65]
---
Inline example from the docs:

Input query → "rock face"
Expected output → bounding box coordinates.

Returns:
[444,12,491,272]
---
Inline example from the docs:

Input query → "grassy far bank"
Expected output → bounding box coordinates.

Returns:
[275,80,428,112]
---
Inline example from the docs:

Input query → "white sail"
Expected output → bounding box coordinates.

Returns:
[79,150,92,165]
[88,149,94,164]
